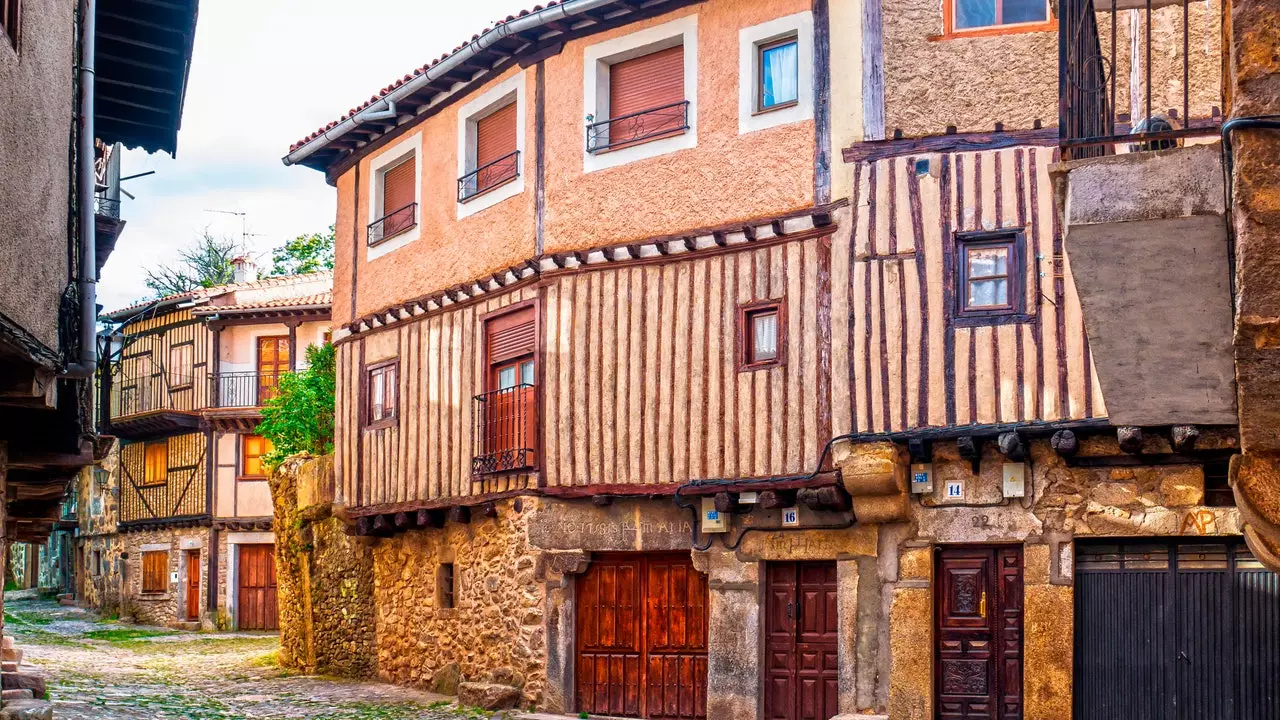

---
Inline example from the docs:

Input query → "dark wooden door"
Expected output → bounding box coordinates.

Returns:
[185,549,201,620]
[765,562,840,720]
[935,546,1023,720]
[577,553,708,719]
[237,544,278,631]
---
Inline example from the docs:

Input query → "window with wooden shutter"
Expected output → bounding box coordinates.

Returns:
[142,550,168,593]
[168,343,193,389]
[474,305,538,474]
[143,442,168,486]
[465,101,519,200]
[241,434,273,479]
[597,44,687,149]
[375,157,416,241]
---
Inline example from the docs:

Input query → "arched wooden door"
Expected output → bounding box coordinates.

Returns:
[576,553,708,719]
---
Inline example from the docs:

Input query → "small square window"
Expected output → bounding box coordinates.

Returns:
[141,550,167,594]
[757,36,799,112]
[240,434,273,479]
[143,441,168,486]
[366,361,398,427]
[955,232,1026,321]
[739,301,786,371]
[438,563,456,609]
[951,0,1050,32]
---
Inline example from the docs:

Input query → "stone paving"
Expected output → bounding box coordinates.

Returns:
[1,594,521,720]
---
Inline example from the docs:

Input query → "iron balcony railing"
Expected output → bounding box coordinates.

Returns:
[472,383,537,475]
[94,195,121,219]
[109,371,199,419]
[210,370,285,409]
[586,100,690,153]
[368,202,417,246]
[1059,0,1222,159]
[458,150,520,202]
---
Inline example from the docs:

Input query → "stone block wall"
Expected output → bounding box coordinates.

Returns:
[76,535,122,615]
[120,526,210,627]
[372,498,546,706]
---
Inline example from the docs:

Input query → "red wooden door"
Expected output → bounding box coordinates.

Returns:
[765,562,840,720]
[935,546,1023,720]
[185,549,201,620]
[237,544,279,631]
[577,553,707,719]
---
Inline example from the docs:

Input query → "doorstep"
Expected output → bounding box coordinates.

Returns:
[517,714,636,720]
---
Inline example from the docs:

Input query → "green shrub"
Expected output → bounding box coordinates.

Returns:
[257,342,336,470]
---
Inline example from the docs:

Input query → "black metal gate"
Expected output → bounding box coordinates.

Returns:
[1074,540,1280,720]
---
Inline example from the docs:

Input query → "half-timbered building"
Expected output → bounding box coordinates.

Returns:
[284,0,1276,717]
[95,264,331,629]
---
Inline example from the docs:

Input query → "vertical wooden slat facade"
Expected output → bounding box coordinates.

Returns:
[118,432,209,523]
[111,309,213,419]
[831,145,1106,436]
[335,235,829,508]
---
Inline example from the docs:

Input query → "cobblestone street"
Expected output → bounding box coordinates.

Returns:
[2,594,512,720]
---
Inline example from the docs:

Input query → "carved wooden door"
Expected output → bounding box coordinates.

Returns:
[237,544,278,631]
[765,562,840,720]
[577,553,708,719]
[935,546,1023,720]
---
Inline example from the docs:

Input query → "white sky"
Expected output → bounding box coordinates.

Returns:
[98,0,531,313]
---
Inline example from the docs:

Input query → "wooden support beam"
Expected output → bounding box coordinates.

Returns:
[393,512,410,530]
[713,492,741,515]
[713,231,729,247]
[956,436,982,473]
[591,495,613,507]
[1117,426,1144,454]
[682,237,696,252]
[907,438,932,463]
[815,485,852,512]
[372,515,392,535]
[479,502,498,518]
[1050,429,1079,457]
[758,489,797,510]
[1171,425,1201,453]
[741,225,756,241]
[771,219,785,236]
[997,432,1027,461]
[796,487,824,511]
[446,505,471,524]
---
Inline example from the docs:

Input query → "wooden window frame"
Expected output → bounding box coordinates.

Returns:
[1,0,20,51]
[141,441,168,487]
[168,342,194,390]
[238,434,272,482]
[954,230,1030,325]
[737,299,786,372]
[141,550,168,594]
[364,359,399,430]
[438,562,456,609]
[938,0,1055,39]
[755,35,800,115]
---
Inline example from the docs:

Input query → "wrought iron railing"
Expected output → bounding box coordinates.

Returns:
[368,202,417,246]
[95,195,121,219]
[109,371,200,419]
[472,384,537,475]
[586,100,690,153]
[210,370,285,408]
[458,150,520,202]
[1059,0,1221,159]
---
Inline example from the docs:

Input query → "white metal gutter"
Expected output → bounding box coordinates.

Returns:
[281,0,622,167]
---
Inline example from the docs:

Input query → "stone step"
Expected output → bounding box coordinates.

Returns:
[2,648,22,664]
[1,636,13,650]
[0,697,53,720]
[2,661,18,673]
[0,689,33,701]
[2,671,47,700]
[172,621,200,632]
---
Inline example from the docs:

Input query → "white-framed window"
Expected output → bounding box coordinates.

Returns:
[582,14,698,173]
[366,131,421,261]
[456,71,526,219]
[738,12,814,135]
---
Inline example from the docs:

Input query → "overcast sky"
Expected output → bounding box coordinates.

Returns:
[98,0,531,313]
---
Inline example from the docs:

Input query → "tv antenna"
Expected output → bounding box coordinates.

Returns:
[203,209,266,246]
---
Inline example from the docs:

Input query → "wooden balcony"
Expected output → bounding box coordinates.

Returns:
[107,371,204,440]
[205,370,284,432]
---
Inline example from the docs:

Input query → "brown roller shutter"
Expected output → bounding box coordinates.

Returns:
[609,44,684,119]
[487,306,536,365]
[476,102,517,168]
[382,158,415,216]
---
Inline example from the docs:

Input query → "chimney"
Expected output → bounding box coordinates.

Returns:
[231,256,258,284]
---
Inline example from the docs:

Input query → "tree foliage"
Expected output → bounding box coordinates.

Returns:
[256,342,336,470]
[269,226,335,277]
[143,231,243,297]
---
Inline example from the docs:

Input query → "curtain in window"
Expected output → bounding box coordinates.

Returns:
[762,41,798,108]
[753,313,778,360]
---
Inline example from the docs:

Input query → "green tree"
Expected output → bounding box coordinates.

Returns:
[143,231,242,297]
[269,226,335,276]
[256,342,335,470]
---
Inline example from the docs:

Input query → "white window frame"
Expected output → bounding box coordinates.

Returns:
[738,11,814,135]
[582,14,698,173]
[456,70,527,219]
[366,131,422,261]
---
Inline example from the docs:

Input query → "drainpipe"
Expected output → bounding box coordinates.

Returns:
[63,0,97,379]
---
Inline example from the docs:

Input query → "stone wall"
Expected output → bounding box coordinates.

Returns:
[120,527,210,627]
[269,455,377,678]
[76,535,122,615]
[372,497,546,706]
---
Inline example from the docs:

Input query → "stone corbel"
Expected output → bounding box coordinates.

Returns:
[832,440,912,523]
[535,550,592,586]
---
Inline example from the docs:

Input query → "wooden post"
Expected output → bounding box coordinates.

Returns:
[287,322,299,372]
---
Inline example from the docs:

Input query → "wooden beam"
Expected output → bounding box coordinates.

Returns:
[758,489,797,510]
[713,492,741,515]
[956,436,982,473]
[1171,425,1201,453]
[1117,426,1144,454]
[446,505,471,524]
[997,432,1027,461]
[1050,429,1079,456]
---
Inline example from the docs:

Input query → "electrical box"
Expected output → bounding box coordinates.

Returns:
[910,463,934,494]
[1002,463,1027,498]
[701,496,728,533]
[739,491,760,505]
[781,506,801,526]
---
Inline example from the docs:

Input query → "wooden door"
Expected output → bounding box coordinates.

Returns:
[577,553,707,719]
[185,549,201,620]
[256,336,290,405]
[765,562,840,720]
[935,546,1023,720]
[237,544,278,631]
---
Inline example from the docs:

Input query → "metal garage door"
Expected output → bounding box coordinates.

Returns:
[1074,540,1279,720]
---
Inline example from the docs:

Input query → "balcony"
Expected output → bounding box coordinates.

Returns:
[1058,0,1222,159]
[458,150,520,202]
[206,370,284,432]
[586,100,690,153]
[368,202,417,246]
[107,372,204,438]
[471,384,537,475]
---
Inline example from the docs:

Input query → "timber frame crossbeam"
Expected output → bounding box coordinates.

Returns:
[336,202,845,342]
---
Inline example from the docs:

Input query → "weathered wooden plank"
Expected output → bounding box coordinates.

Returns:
[611,270,629,486]
[830,204,852,437]
[573,273,590,486]
[588,273,603,484]
[721,254,737,478]
[802,240,819,469]
[852,258,868,432]
[769,245,786,475]
[706,257,724,478]
[643,266,661,484]
[673,261,692,484]
[628,267,644,485]
[868,257,884,432]
[688,260,707,480]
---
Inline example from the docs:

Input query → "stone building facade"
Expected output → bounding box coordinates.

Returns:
[283,0,1276,718]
